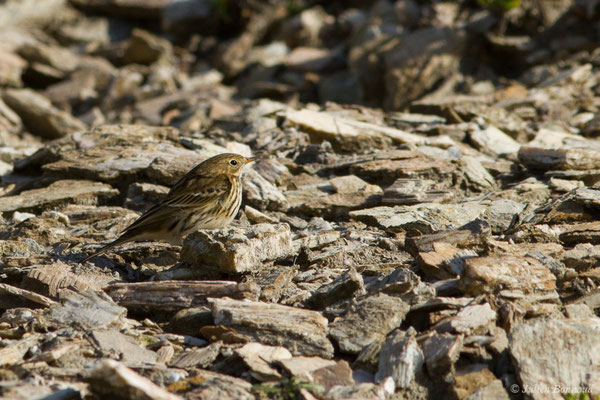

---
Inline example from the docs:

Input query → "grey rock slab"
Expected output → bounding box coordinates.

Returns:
[0,283,56,310]
[410,297,473,314]
[417,242,474,280]
[0,180,118,213]
[519,146,600,171]
[106,281,260,312]
[279,356,337,378]
[433,303,496,335]
[284,188,328,209]
[21,124,195,185]
[510,317,600,400]
[312,359,355,393]
[564,304,595,319]
[562,243,600,271]
[460,156,496,191]
[293,230,341,253]
[421,332,463,379]
[169,341,221,369]
[18,41,81,75]
[548,177,584,192]
[526,126,600,151]
[365,267,435,305]
[306,268,366,309]
[349,202,488,234]
[329,175,381,195]
[469,125,520,156]
[3,88,86,139]
[89,359,182,400]
[348,150,456,187]
[209,297,334,358]
[244,205,278,225]
[22,262,118,299]
[91,329,157,367]
[382,178,453,206]
[43,290,127,331]
[294,191,382,219]
[545,170,600,186]
[560,221,600,246]
[487,199,526,233]
[250,158,291,186]
[234,342,292,381]
[181,223,293,273]
[285,108,428,146]
[405,218,490,255]
[329,294,410,354]
[410,93,488,117]
[242,168,289,212]
[459,256,556,296]
[572,187,600,208]
[375,327,424,389]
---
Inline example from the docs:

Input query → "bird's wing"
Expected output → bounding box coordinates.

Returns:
[168,172,231,199]
[122,174,231,233]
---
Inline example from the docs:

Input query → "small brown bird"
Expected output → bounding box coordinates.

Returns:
[82,153,256,262]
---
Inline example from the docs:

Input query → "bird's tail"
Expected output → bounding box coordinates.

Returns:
[80,237,129,263]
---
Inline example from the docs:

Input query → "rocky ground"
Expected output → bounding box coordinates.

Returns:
[0,0,599,399]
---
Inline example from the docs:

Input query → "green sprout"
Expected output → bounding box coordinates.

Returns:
[478,0,520,13]
[564,393,600,400]
[252,377,324,400]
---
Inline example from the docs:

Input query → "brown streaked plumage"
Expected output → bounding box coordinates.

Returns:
[81,153,256,262]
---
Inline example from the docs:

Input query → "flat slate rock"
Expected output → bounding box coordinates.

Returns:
[180,223,294,273]
[510,317,600,400]
[209,297,334,358]
[3,88,86,139]
[329,293,410,354]
[349,202,488,233]
[0,180,118,213]
[459,255,556,296]
[105,280,260,312]
[375,327,423,389]
[42,290,127,330]
[89,359,182,400]
[91,328,158,367]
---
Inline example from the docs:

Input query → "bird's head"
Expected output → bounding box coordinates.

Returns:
[202,153,256,176]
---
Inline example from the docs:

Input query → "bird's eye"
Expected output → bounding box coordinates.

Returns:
[229,159,238,166]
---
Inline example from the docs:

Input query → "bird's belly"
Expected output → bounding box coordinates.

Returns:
[196,215,235,230]
[180,212,235,235]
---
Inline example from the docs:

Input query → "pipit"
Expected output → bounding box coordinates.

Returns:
[81,153,256,262]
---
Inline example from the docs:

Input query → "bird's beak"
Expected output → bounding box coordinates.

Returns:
[246,157,257,164]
